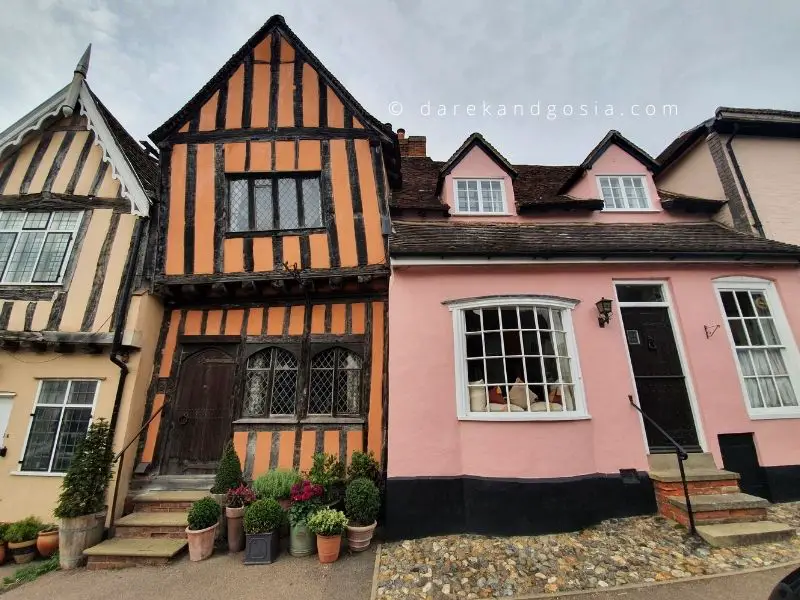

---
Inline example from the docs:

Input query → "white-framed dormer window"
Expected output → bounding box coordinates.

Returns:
[20,379,99,474]
[597,176,651,210]
[447,295,588,421]
[0,211,82,284]
[714,277,800,419]
[453,179,507,214]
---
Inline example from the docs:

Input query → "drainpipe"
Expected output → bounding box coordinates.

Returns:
[725,125,765,238]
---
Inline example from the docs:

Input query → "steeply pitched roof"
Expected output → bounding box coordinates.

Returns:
[389,156,449,214]
[390,221,800,260]
[438,132,517,184]
[149,14,394,144]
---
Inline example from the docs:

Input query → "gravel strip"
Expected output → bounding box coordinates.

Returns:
[376,502,800,598]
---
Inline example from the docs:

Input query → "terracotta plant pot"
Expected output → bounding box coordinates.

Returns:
[316,534,342,564]
[8,539,37,564]
[37,530,59,558]
[185,522,218,562]
[59,511,106,570]
[225,506,245,553]
[289,522,315,557]
[211,493,227,544]
[346,521,377,552]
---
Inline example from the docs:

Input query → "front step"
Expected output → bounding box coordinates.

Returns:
[129,475,215,493]
[84,538,187,570]
[115,511,189,539]
[697,521,796,547]
[664,492,768,526]
[133,490,210,512]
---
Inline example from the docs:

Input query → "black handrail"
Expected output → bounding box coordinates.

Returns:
[108,400,169,533]
[628,395,696,535]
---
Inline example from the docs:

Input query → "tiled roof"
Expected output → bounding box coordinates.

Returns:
[390,156,449,213]
[390,221,800,259]
[658,190,726,213]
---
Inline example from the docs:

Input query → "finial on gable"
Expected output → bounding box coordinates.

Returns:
[62,44,91,117]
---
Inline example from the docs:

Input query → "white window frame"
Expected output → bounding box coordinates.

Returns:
[713,276,800,420]
[596,175,653,211]
[452,178,508,215]
[18,379,100,475]
[448,295,589,421]
[0,392,14,449]
[0,210,83,286]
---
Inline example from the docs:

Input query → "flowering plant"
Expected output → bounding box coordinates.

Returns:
[287,480,324,526]
[226,484,257,509]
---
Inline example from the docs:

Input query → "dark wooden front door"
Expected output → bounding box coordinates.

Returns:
[718,433,770,500]
[621,307,701,453]
[163,346,236,474]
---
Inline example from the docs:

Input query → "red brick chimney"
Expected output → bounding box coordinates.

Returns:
[398,129,426,157]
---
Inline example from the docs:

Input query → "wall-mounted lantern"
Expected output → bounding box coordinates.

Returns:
[596,297,613,328]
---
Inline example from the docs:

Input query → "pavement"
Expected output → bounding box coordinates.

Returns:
[0,545,377,600]
[0,552,797,599]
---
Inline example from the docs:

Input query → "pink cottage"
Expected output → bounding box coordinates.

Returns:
[384,130,800,541]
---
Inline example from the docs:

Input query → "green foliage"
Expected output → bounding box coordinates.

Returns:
[306,508,348,536]
[2,553,59,586]
[347,451,381,485]
[0,523,9,541]
[243,498,284,534]
[39,523,58,534]
[344,478,380,526]
[306,453,345,504]
[211,440,243,494]
[4,517,44,543]
[54,419,114,519]
[252,469,301,501]
[187,497,220,531]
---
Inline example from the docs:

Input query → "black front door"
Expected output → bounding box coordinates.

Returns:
[162,346,237,474]
[718,433,770,499]
[621,306,701,453]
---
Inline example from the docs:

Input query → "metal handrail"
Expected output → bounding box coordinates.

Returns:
[108,400,169,532]
[629,395,696,535]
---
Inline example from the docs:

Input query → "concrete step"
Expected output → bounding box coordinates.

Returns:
[84,538,187,570]
[667,493,770,512]
[115,512,189,539]
[661,492,768,526]
[697,521,796,547]
[132,490,210,512]
[130,475,214,493]
[649,469,741,483]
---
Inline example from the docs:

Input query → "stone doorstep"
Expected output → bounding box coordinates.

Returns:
[114,512,189,539]
[697,521,797,547]
[83,537,187,559]
[667,492,770,512]
[132,490,210,504]
[648,469,741,483]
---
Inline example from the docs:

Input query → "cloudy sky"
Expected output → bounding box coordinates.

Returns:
[1,0,798,164]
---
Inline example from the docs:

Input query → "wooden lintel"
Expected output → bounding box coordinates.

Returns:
[357,275,373,284]
[329,276,343,290]
[181,284,198,299]
[210,282,229,298]
[239,280,257,296]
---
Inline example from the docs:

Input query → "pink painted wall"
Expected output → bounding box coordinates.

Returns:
[442,143,702,224]
[388,262,800,480]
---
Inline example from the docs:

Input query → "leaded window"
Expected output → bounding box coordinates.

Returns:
[243,348,299,417]
[0,210,82,283]
[309,348,363,416]
[21,379,98,473]
[228,174,323,233]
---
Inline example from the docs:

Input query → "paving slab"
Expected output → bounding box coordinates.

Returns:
[132,490,209,503]
[697,521,796,547]
[115,512,189,527]
[668,492,769,511]
[83,537,187,557]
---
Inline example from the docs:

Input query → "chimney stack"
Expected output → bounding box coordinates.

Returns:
[398,130,426,158]
[397,128,406,140]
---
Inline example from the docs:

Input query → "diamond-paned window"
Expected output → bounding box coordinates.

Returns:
[0,210,82,284]
[227,174,323,233]
[21,379,98,473]
[309,348,363,416]
[243,348,299,417]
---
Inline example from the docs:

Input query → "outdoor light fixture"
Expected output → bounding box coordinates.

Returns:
[596,297,613,327]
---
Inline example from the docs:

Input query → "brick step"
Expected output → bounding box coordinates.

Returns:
[649,470,741,484]
[132,490,210,512]
[84,538,187,570]
[697,521,796,547]
[115,512,189,539]
[660,492,769,526]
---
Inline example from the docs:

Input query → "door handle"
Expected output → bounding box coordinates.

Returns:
[647,336,657,351]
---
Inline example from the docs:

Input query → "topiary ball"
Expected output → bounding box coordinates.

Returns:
[243,498,284,535]
[187,497,220,531]
[344,477,380,526]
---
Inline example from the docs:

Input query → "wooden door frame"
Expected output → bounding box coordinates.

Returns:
[155,342,239,475]
[613,280,707,455]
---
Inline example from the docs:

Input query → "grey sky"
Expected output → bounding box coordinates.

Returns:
[2,0,799,165]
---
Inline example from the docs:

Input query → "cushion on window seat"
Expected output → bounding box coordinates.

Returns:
[469,381,488,412]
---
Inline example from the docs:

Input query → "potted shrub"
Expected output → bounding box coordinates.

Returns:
[306,508,348,564]
[243,498,284,565]
[210,441,244,543]
[186,497,220,562]
[306,453,346,507]
[36,523,59,558]
[252,469,301,510]
[287,480,323,557]
[0,523,8,564]
[225,484,256,553]
[347,450,381,487]
[54,418,114,570]
[4,517,43,564]
[344,478,380,551]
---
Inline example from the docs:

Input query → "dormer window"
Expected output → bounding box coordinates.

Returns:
[454,179,507,215]
[597,176,651,210]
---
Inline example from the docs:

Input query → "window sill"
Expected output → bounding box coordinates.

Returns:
[451,213,512,217]
[234,416,366,426]
[226,227,327,238]
[748,410,800,421]
[457,413,591,422]
[600,209,657,213]
[0,283,63,287]
[10,470,65,477]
